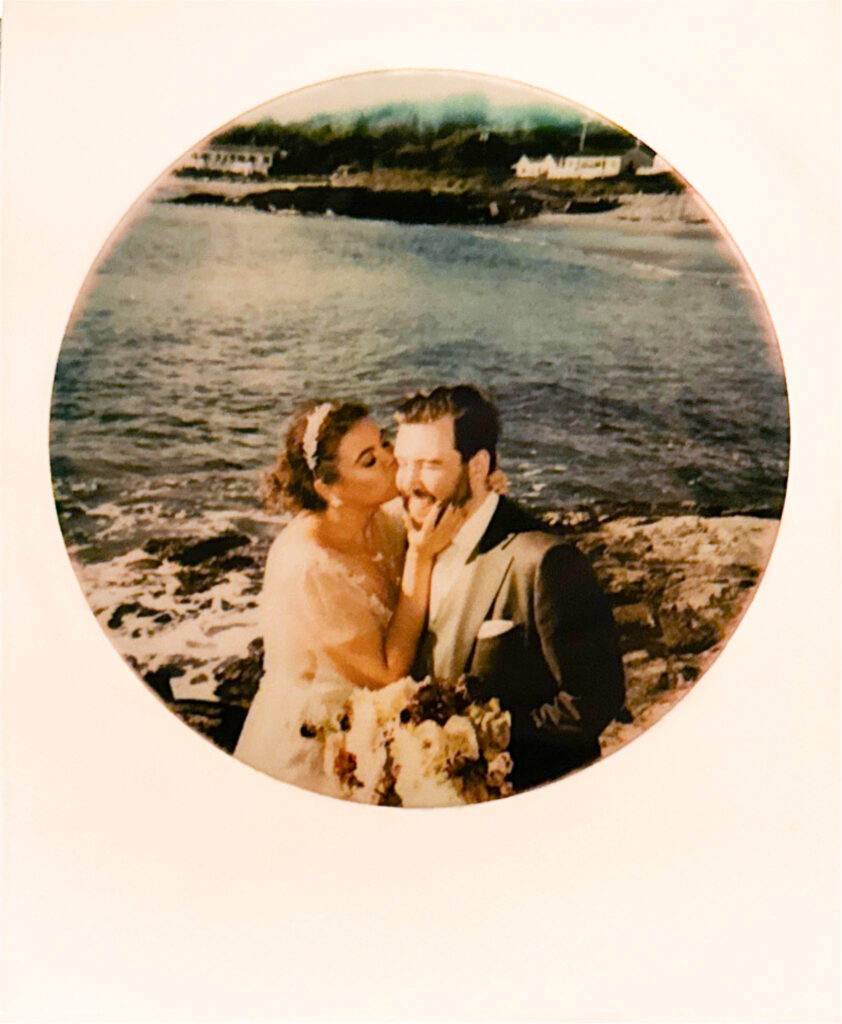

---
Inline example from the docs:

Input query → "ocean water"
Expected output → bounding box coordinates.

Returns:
[51,201,789,562]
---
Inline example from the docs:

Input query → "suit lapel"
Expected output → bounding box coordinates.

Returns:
[427,498,529,681]
[430,544,514,680]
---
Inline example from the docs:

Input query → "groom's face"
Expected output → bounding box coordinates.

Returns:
[394,415,469,528]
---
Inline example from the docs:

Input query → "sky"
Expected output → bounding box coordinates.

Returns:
[232,68,614,130]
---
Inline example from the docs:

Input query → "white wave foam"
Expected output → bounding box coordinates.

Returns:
[74,547,262,701]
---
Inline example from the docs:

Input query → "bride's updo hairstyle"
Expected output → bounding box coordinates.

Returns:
[261,401,369,514]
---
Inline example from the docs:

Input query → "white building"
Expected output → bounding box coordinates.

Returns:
[512,152,621,179]
[512,154,554,178]
[512,147,664,180]
[184,144,278,177]
[555,154,623,179]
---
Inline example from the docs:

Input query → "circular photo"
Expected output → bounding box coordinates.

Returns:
[50,70,789,807]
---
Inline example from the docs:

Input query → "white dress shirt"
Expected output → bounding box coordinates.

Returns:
[429,492,499,621]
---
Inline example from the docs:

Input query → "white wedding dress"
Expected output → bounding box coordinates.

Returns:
[233,505,406,798]
[235,502,514,805]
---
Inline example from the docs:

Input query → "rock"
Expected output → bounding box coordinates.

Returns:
[167,699,248,753]
[127,557,163,570]
[611,601,658,652]
[238,185,544,225]
[143,664,184,702]
[142,531,250,564]
[170,532,251,567]
[107,601,159,629]
[543,507,601,531]
[579,514,778,741]
[620,655,672,714]
[143,537,186,560]
[213,638,265,706]
[175,553,257,595]
[167,192,226,206]
[140,532,263,596]
[658,579,730,652]
[85,514,778,769]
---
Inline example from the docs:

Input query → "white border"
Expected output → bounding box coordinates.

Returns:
[1,2,839,1021]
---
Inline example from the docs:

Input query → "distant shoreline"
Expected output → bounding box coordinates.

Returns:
[156,171,707,232]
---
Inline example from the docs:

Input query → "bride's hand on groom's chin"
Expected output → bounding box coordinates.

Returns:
[406,501,467,559]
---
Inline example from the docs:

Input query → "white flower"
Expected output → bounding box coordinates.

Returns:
[468,700,511,753]
[389,720,464,808]
[486,751,514,787]
[370,677,419,725]
[341,690,385,799]
[442,716,480,762]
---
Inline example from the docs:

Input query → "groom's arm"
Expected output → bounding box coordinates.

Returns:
[532,543,625,747]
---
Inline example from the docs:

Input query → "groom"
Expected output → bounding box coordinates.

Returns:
[394,385,625,792]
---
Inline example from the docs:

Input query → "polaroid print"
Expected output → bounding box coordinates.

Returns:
[2,3,838,1021]
[48,68,787,807]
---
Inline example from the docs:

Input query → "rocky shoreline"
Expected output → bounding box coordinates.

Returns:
[168,183,545,225]
[73,510,778,768]
[161,170,701,229]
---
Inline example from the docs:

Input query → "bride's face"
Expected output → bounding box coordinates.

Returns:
[326,418,398,509]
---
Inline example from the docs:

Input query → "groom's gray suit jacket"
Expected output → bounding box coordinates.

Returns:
[414,496,625,791]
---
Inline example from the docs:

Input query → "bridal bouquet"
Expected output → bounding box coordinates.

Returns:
[302,677,513,807]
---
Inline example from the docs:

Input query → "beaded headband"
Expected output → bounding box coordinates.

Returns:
[301,403,334,472]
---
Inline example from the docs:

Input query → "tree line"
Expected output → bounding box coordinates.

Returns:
[212,118,643,178]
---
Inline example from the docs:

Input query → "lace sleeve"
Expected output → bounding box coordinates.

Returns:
[259,523,395,679]
[299,557,387,648]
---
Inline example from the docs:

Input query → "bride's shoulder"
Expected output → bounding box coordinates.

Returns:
[265,514,329,574]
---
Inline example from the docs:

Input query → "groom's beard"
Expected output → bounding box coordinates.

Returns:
[403,465,471,529]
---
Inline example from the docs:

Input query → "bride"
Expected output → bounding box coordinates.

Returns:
[234,400,465,799]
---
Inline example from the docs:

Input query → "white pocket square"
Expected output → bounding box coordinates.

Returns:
[477,618,516,640]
